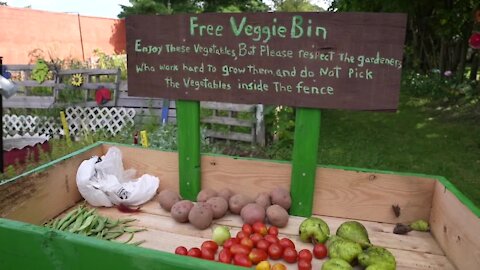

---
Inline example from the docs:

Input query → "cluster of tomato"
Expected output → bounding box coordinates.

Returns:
[174,222,328,269]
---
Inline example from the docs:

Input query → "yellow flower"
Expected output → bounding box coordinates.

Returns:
[71,74,84,87]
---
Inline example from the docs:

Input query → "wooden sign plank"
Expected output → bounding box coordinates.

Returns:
[126,13,406,110]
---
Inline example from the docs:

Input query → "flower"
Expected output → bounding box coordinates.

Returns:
[71,74,84,87]
[444,70,452,77]
[469,32,480,49]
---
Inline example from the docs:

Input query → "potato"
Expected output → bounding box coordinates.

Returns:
[266,204,289,228]
[270,187,291,210]
[229,194,253,214]
[206,196,229,219]
[218,188,233,201]
[197,189,218,202]
[255,192,271,209]
[158,189,181,212]
[170,200,194,223]
[188,202,214,230]
[240,203,266,225]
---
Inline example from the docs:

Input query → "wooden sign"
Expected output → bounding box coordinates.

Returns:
[126,13,407,110]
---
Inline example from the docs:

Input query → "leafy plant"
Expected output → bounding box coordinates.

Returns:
[31,59,49,83]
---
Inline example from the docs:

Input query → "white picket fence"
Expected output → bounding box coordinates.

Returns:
[3,107,136,139]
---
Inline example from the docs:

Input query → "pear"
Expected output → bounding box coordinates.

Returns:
[336,221,371,248]
[299,217,330,244]
[410,219,430,232]
[321,258,353,270]
[326,235,363,264]
[358,246,396,270]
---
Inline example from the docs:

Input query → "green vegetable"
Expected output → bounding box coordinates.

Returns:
[336,221,371,248]
[358,246,396,270]
[299,217,330,244]
[410,219,429,232]
[321,258,353,270]
[326,235,363,264]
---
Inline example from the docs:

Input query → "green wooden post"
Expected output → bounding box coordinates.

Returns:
[176,100,201,201]
[290,108,321,217]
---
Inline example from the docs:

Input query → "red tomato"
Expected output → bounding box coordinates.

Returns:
[201,247,215,260]
[264,234,280,245]
[237,231,248,240]
[201,240,219,253]
[256,239,271,252]
[233,253,253,267]
[187,247,202,258]
[242,223,253,236]
[218,248,232,264]
[283,247,297,263]
[230,244,251,255]
[313,243,328,259]
[268,226,279,236]
[252,221,268,236]
[250,232,263,245]
[298,249,313,262]
[279,238,296,250]
[298,259,312,270]
[240,237,254,250]
[174,246,188,255]
[267,243,283,260]
[224,238,239,250]
[249,248,268,264]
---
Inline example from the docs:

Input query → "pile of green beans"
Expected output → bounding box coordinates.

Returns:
[45,204,146,246]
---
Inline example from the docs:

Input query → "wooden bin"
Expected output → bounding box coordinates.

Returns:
[0,142,479,270]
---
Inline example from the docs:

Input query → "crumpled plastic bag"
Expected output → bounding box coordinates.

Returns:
[76,147,159,207]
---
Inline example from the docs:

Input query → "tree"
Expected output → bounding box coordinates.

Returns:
[118,0,268,17]
[0,2,7,6]
[273,0,323,12]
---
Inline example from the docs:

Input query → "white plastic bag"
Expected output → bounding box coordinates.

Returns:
[76,147,159,207]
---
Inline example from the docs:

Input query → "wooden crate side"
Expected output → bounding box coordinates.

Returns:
[312,168,436,224]
[430,181,480,270]
[0,218,244,270]
[0,144,103,224]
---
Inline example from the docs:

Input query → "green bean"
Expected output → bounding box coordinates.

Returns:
[59,208,85,231]
[124,227,147,233]
[130,240,146,246]
[104,232,123,240]
[76,215,95,232]
[123,232,135,244]
[91,217,107,233]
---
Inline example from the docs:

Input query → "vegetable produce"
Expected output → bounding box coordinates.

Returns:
[197,189,218,202]
[271,263,287,270]
[279,238,296,250]
[321,258,353,270]
[256,239,271,252]
[242,224,253,236]
[326,236,363,264]
[298,259,312,270]
[313,243,328,259]
[175,246,188,255]
[201,247,215,260]
[170,200,194,223]
[264,234,280,245]
[240,237,254,249]
[270,187,292,210]
[283,247,298,263]
[266,204,289,228]
[241,203,266,224]
[218,248,233,263]
[299,217,330,244]
[188,202,214,229]
[336,221,371,248]
[233,253,253,267]
[206,196,229,219]
[44,204,145,245]
[201,240,219,253]
[187,247,202,258]
[358,246,396,270]
[267,243,283,259]
[255,192,272,209]
[249,248,269,264]
[158,189,181,212]
[256,261,271,270]
[250,232,263,245]
[218,188,233,201]
[268,226,279,236]
[298,249,313,262]
[212,226,231,246]
[229,194,253,214]
[410,219,430,232]
[252,221,268,236]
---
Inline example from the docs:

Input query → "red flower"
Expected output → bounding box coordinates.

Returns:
[469,33,480,49]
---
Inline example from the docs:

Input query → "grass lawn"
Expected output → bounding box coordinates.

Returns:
[318,96,480,207]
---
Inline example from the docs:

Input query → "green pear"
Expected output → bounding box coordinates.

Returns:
[336,221,371,248]
[358,246,396,270]
[326,235,363,264]
[299,217,330,244]
[321,258,353,270]
[410,219,429,232]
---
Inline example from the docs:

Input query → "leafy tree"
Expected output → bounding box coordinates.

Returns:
[0,2,7,6]
[273,0,323,12]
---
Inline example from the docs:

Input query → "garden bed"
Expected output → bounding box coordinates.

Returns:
[0,142,478,269]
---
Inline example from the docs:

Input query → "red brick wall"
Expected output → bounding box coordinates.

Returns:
[0,6,126,64]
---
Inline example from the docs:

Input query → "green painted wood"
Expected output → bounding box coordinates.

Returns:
[0,218,244,270]
[290,108,321,217]
[176,100,201,201]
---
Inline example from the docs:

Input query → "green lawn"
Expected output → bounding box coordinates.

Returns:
[318,96,480,207]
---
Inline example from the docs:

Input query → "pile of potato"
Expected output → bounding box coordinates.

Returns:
[158,187,291,230]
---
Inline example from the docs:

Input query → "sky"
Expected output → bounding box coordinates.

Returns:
[5,0,331,19]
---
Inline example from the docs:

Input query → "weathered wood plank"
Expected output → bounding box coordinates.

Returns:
[430,181,480,270]
[3,96,55,108]
[204,130,253,142]
[58,69,119,75]
[201,116,253,127]
[14,80,56,87]
[200,101,255,112]
[4,64,34,71]
[312,168,436,224]
[56,82,117,90]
